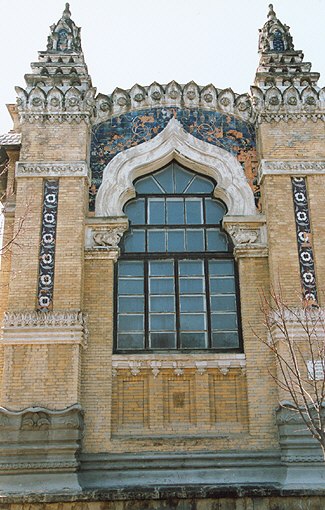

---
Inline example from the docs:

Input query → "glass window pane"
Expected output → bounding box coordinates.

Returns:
[180,313,206,331]
[174,164,194,193]
[150,278,174,294]
[148,230,166,252]
[180,295,205,312]
[150,296,175,312]
[179,277,204,294]
[148,199,165,224]
[123,230,145,252]
[205,198,226,224]
[118,278,143,294]
[150,314,175,331]
[212,332,239,349]
[167,230,185,252]
[117,333,145,350]
[210,277,235,294]
[150,333,176,349]
[207,229,228,251]
[118,261,143,277]
[186,229,205,251]
[211,295,237,312]
[124,199,145,225]
[180,332,207,349]
[135,175,164,194]
[211,313,237,330]
[166,199,184,225]
[185,175,214,193]
[153,167,174,193]
[149,260,174,276]
[119,296,144,313]
[179,260,204,276]
[209,260,235,276]
[118,314,144,331]
[185,199,203,224]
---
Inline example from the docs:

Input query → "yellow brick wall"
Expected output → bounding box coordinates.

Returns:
[261,175,301,304]
[82,255,114,452]
[7,177,43,310]
[0,344,80,409]
[19,123,90,161]
[53,178,87,310]
[258,119,325,160]
[238,255,278,446]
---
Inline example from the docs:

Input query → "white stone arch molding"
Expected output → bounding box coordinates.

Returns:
[95,118,256,217]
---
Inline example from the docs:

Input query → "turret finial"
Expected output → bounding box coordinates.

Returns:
[63,3,71,19]
[268,4,276,19]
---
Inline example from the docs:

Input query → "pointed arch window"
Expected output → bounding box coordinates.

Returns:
[115,161,242,352]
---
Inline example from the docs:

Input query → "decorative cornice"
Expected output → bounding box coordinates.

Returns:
[251,86,325,123]
[2,311,88,348]
[112,354,246,378]
[93,81,255,125]
[16,160,90,180]
[259,160,325,182]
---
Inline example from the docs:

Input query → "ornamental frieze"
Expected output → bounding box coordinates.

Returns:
[16,161,90,179]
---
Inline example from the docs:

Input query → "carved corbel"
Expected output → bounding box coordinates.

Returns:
[223,215,268,259]
[85,217,129,262]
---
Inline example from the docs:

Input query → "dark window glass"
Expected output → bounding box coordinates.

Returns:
[115,161,241,352]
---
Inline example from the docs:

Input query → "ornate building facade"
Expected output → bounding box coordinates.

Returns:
[0,3,325,509]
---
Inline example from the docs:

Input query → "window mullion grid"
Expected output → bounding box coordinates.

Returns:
[144,259,149,349]
[174,258,181,349]
[205,258,212,349]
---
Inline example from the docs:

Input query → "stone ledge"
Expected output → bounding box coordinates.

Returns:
[1,311,88,347]
[258,160,325,183]
[15,160,91,180]
[0,404,83,482]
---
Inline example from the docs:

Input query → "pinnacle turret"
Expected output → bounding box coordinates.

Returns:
[46,3,82,53]
[21,3,92,92]
[255,4,319,90]
[15,4,95,124]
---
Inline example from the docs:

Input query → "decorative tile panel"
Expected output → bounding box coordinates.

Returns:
[292,177,317,304]
[90,107,257,210]
[37,180,59,310]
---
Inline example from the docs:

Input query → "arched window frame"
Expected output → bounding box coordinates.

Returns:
[114,161,243,353]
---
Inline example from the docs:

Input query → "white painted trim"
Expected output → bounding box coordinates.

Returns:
[259,160,325,183]
[95,118,256,217]
[16,161,90,180]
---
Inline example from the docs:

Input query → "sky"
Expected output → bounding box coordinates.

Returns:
[0,0,325,133]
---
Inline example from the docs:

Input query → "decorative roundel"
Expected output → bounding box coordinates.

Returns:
[46,193,57,204]
[295,192,305,202]
[298,231,308,243]
[292,177,303,182]
[305,292,316,302]
[40,274,52,286]
[43,233,54,244]
[296,211,307,222]
[44,213,55,223]
[41,253,53,265]
[39,296,50,307]
[303,272,314,284]
[300,251,312,263]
